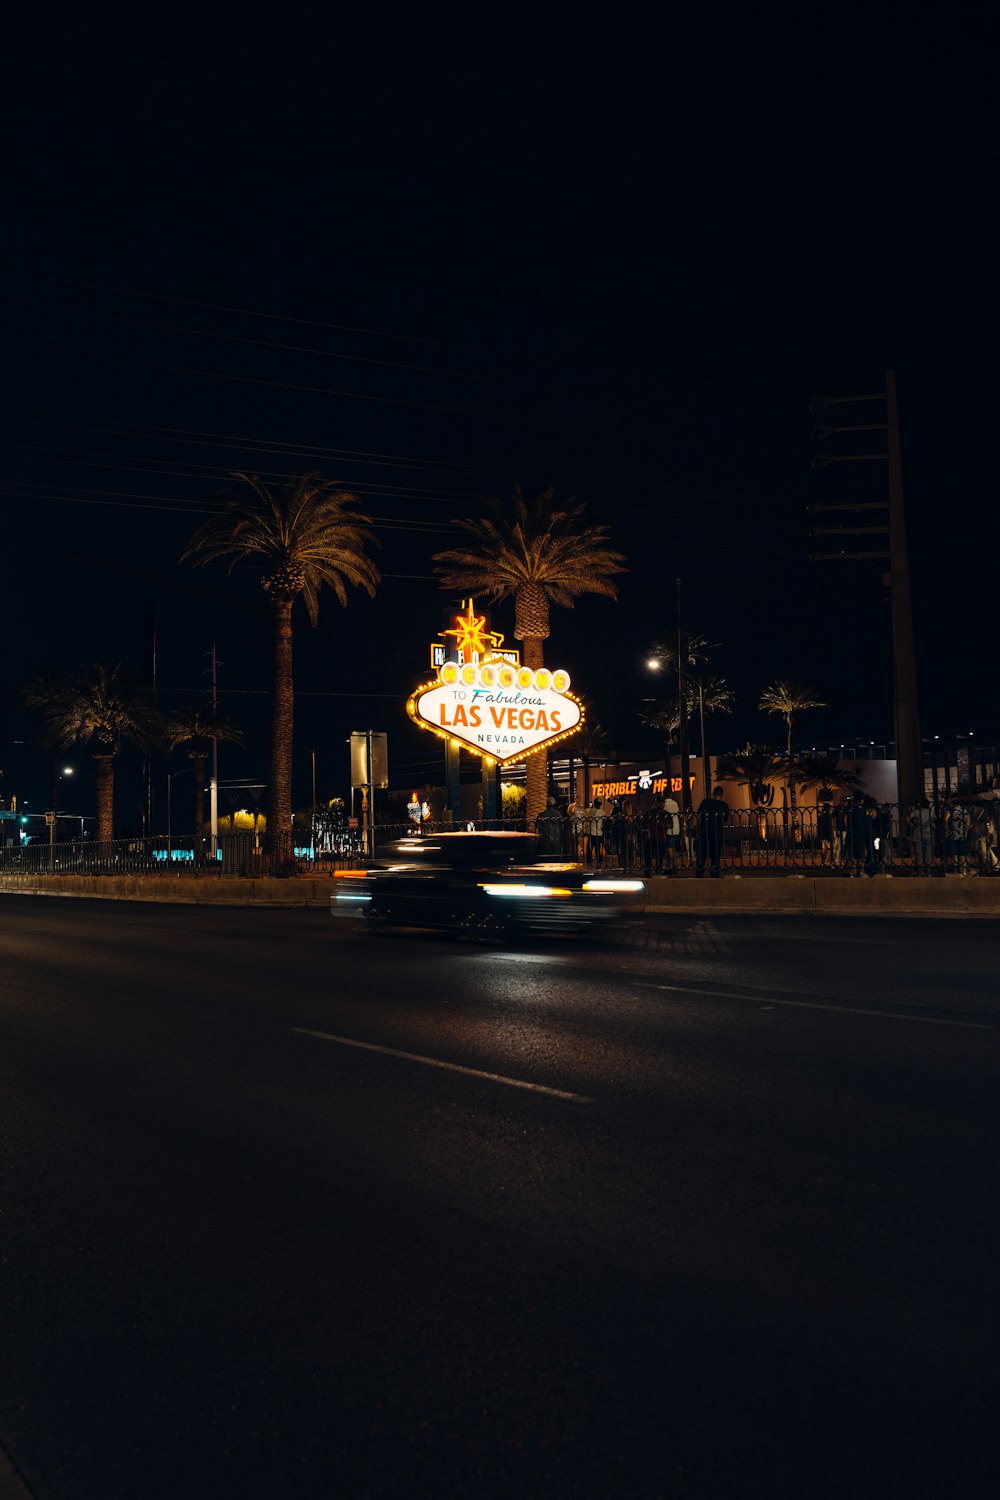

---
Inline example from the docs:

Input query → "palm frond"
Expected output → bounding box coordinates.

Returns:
[433,485,626,606]
[182,472,381,624]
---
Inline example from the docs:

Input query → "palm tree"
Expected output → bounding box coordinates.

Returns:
[648,637,733,796]
[566,709,615,808]
[640,677,733,797]
[433,485,626,822]
[181,472,380,867]
[638,697,681,782]
[789,752,863,803]
[758,681,827,808]
[715,744,787,807]
[23,665,164,841]
[166,702,245,862]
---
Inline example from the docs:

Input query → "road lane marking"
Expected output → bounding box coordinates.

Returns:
[632,982,996,1029]
[292,1028,593,1102]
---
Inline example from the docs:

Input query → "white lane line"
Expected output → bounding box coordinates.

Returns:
[632,982,995,1029]
[293,1028,593,1102]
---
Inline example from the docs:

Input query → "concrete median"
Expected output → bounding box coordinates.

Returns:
[644,873,1000,917]
[3,871,1000,916]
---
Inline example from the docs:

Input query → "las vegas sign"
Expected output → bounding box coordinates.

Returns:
[407,659,583,766]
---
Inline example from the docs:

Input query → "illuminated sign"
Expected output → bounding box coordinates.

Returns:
[430,642,519,669]
[408,660,583,766]
[428,597,519,669]
[592,775,695,798]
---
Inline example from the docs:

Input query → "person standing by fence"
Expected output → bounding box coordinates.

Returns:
[943,795,970,875]
[818,800,840,867]
[695,786,728,878]
[536,797,563,857]
[584,796,605,867]
[907,798,935,875]
[843,795,872,877]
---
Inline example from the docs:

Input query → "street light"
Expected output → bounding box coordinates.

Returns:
[646,645,718,806]
[49,766,74,868]
[166,768,192,857]
[296,743,317,856]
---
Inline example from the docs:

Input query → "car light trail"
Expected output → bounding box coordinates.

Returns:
[478,884,573,898]
[582,880,645,893]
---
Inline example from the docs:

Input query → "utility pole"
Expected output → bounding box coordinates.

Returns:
[207,644,219,855]
[142,602,156,839]
[808,370,922,803]
[886,371,923,804]
[676,578,691,813]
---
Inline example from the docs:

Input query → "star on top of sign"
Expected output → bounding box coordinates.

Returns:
[443,598,504,663]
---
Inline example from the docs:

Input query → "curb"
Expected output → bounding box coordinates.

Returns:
[2,873,1000,918]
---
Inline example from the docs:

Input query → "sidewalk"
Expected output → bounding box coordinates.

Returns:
[3,869,1000,916]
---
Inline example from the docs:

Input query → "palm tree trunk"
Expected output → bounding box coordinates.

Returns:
[787,716,797,809]
[191,752,208,866]
[93,754,115,843]
[268,595,295,869]
[522,636,547,825]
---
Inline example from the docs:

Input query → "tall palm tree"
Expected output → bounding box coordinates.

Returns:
[166,702,245,862]
[181,472,380,867]
[23,664,164,841]
[758,680,827,808]
[715,744,787,807]
[433,486,626,823]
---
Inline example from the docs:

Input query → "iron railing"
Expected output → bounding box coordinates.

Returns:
[2,803,998,877]
[549,802,1000,876]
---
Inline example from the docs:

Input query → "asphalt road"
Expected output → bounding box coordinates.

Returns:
[0,898,996,1499]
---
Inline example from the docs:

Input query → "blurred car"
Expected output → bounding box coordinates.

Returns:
[331,831,645,939]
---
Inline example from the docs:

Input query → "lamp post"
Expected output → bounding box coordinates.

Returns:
[296,743,317,857]
[48,766,74,869]
[166,768,192,858]
[647,645,719,805]
[646,659,707,801]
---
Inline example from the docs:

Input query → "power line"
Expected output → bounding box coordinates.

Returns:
[0,408,806,513]
[7,267,819,399]
[1,294,590,401]
[1,339,494,419]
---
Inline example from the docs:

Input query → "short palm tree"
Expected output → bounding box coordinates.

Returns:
[23,664,164,841]
[647,637,733,796]
[640,677,732,794]
[566,708,615,808]
[166,702,245,861]
[789,753,863,802]
[758,681,827,808]
[181,472,380,867]
[433,485,626,822]
[715,744,787,808]
[638,697,681,781]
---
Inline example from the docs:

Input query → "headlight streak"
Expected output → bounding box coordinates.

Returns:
[478,884,573,899]
[582,880,645,893]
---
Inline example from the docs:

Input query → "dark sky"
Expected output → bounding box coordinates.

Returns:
[1,22,992,821]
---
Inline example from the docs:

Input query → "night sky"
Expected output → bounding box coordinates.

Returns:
[1,22,992,822]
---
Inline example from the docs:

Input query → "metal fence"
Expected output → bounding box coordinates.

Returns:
[2,802,998,878]
[0,822,530,877]
[554,802,1000,876]
[0,833,340,878]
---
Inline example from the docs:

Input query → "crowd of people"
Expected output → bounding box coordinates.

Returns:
[533,786,1000,878]
[537,786,733,878]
